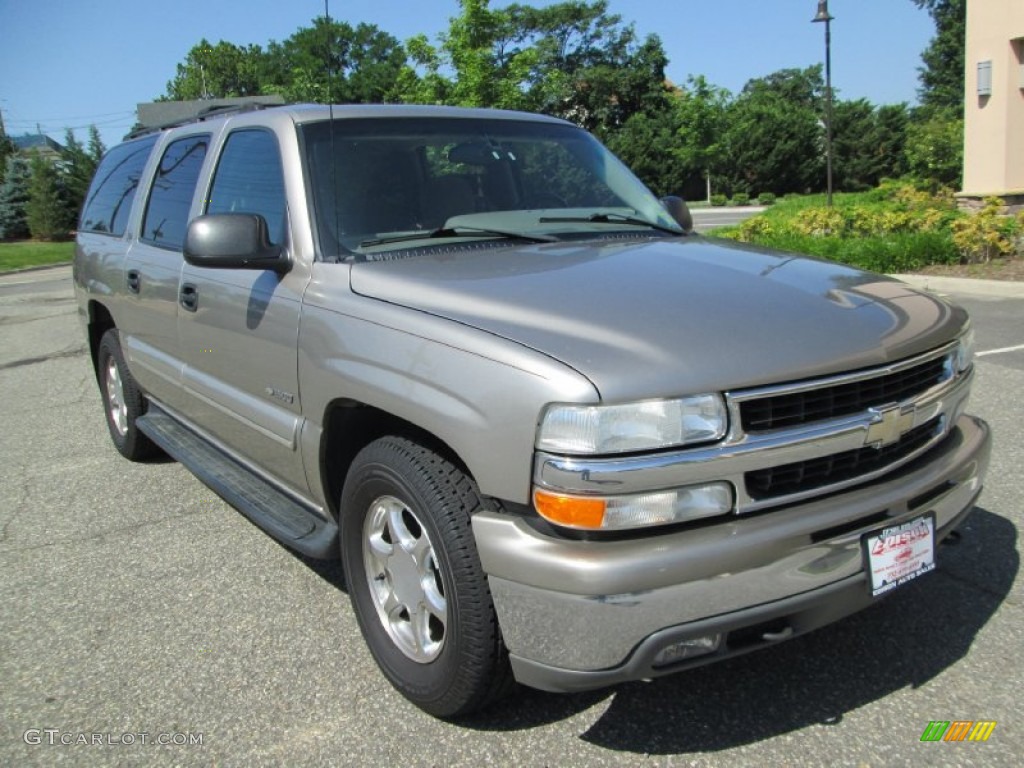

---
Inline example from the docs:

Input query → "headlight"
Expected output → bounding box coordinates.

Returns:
[537,395,728,455]
[955,328,975,373]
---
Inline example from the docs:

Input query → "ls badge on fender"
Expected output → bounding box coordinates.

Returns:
[265,387,295,405]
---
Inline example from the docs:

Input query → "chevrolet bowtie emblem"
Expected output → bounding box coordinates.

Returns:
[864,404,916,448]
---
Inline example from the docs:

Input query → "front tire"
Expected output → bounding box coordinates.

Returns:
[97,329,158,461]
[340,436,511,717]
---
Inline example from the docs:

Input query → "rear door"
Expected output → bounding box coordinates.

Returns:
[176,127,309,496]
[76,133,157,348]
[120,133,210,411]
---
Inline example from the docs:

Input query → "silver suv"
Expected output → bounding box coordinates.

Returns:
[74,103,991,717]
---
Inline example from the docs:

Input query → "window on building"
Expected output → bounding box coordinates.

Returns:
[977,60,993,97]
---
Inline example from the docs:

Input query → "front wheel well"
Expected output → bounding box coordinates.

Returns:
[321,401,472,520]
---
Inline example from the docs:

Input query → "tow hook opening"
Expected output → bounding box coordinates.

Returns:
[727,618,793,651]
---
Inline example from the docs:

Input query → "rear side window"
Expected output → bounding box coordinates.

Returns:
[141,135,208,249]
[206,129,287,244]
[79,136,157,236]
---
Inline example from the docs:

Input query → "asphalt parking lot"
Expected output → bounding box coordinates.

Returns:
[1,264,1022,767]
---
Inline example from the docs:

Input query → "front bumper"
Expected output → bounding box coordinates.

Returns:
[472,415,990,693]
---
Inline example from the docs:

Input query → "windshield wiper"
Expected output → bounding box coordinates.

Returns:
[538,212,685,236]
[360,225,557,248]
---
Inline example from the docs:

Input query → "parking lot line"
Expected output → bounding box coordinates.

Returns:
[977,343,1024,358]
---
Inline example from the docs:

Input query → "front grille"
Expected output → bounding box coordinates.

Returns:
[745,418,941,500]
[740,356,949,432]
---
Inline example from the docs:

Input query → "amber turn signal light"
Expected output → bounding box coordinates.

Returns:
[533,489,606,529]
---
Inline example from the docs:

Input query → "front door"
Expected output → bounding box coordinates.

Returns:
[176,128,309,497]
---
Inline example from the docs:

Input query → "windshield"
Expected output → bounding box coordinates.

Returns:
[300,117,682,258]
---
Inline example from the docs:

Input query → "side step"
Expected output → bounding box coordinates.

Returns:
[137,406,338,559]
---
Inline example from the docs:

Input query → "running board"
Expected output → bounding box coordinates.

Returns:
[137,406,338,559]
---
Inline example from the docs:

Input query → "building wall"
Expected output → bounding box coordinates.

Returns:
[962,0,1024,198]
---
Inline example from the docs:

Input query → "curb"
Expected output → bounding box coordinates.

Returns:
[892,274,1024,299]
[693,206,769,215]
[0,261,73,278]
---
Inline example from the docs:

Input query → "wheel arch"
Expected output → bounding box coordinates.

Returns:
[320,399,474,521]
[86,300,117,380]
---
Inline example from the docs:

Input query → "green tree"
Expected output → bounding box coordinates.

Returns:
[263,19,407,103]
[912,0,966,115]
[165,39,265,100]
[0,115,14,188]
[832,100,909,191]
[740,65,825,110]
[905,110,963,189]
[393,34,451,104]
[873,104,911,181]
[606,109,688,198]
[723,69,824,195]
[26,154,71,241]
[0,155,31,240]
[405,0,672,136]
[560,33,671,136]
[441,0,508,107]
[671,76,731,197]
[87,125,105,165]
[62,127,103,224]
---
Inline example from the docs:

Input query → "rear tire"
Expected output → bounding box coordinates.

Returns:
[340,436,512,717]
[97,329,158,461]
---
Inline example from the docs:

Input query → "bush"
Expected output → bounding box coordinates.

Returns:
[951,197,1023,263]
[757,192,776,206]
[731,192,750,206]
[792,207,846,236]
[710,194,727,207]
[712,187,966,273]
[725,228,958,272]
[736,216,775,241]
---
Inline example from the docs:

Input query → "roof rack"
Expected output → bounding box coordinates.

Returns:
[127,96,287,139]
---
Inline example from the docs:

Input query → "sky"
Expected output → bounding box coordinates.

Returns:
[0,0,935,150]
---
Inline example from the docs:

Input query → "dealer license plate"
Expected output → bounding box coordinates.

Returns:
[862,513,936,597]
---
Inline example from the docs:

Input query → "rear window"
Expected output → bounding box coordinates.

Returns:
[79,136,157,237]
[141,135,209,249]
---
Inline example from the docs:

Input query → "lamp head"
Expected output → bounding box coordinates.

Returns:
[812,0,833,23]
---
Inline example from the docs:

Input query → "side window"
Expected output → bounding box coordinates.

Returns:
[141,135,208,249]
[79,135,157,236]
[206,130,287,245]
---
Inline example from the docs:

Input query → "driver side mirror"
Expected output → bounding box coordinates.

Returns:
[184,214,291,274]
[660,196,694,233]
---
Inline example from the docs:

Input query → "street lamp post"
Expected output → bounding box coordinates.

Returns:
[812,1,835,208]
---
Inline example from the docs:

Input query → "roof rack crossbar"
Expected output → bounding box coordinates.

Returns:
[127,97,287,140]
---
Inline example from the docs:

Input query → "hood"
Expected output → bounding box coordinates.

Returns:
[350,237,967,401]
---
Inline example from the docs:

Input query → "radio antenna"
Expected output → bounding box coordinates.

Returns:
[325,0,341,260]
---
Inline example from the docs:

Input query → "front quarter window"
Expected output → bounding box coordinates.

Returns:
[206,129,287,245]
